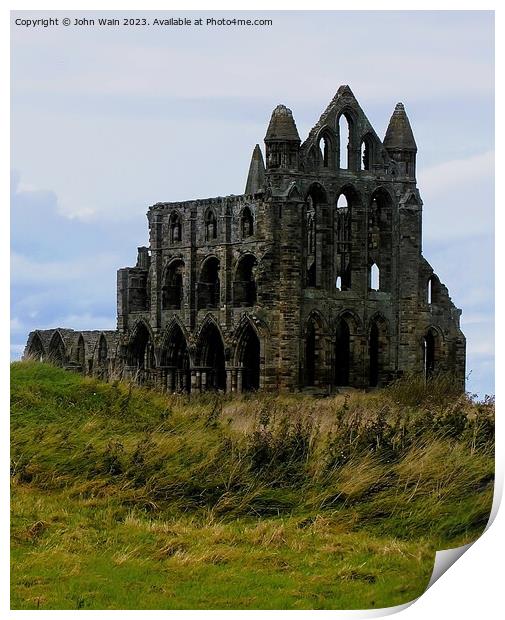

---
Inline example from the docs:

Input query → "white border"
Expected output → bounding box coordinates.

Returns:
[4,2,501,618]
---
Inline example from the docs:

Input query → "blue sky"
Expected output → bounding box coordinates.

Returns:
[10,10,494,396]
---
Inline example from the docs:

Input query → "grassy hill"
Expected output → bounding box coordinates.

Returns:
[11,362,494,610]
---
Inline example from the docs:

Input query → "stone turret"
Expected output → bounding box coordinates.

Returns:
[264,104,300,171]
[24,88,466,394]
[384,103,417,180]
[245,144,266,194]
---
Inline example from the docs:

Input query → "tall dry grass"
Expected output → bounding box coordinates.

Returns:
[11,362,494,544]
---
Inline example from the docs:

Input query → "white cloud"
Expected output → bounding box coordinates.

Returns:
[10,317,23,333]
[54,313,116,331]
[418,151,494,196]
[420,150,494,242]
[11,252,120,285]
[11,12,493,105]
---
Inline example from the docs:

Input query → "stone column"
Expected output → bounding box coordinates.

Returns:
[191,369,199,393]
[168,368,176,392]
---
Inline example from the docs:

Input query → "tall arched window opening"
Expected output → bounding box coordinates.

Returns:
[319,135,329,168]
[198,257,220,309]
[198,323,226,391]
[338,115,350,169]
[162,260,184,310]
[169,212,182,243]
[336,194,348,209]
[128,322,155,370]
[305,185,327,289]
[237,323,261,391]
[205,210,218,241]
[335,192,353,290]
[423,329,438,378]
[241,207,254,238]
[234,255,257,307]
[361,137,371,171]
[427,275,441,305]
[370,263,380,291]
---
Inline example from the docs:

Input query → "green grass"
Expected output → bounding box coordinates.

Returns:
[10,362,494,610]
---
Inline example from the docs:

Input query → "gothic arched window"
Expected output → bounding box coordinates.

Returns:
[169,212,182,243]
[205,210,218,241]
[241,207,254,238]
[338,114,351,169]
[370,262,380,291]
[361,135,373,171]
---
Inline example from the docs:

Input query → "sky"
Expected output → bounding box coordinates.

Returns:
[10,10,495,396]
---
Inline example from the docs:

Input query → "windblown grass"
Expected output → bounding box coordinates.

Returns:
[11,362,494,609]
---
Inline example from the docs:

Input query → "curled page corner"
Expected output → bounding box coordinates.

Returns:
[365,479,502,617]
[424,474,502,593]
[426,542,473,590]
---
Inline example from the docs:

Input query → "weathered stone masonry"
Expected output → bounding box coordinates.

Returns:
[24,86,466,392]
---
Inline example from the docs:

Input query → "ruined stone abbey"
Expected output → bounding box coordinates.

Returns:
[24,86,466,393]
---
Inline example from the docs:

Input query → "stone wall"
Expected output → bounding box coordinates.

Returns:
[24,86,466,392]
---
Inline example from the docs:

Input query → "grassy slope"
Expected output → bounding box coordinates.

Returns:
[11,362,494,610]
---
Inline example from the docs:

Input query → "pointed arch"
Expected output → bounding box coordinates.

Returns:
[286,182,302,200]
[26,331,45,362]
[334,311,361,387]
[196,318,226,391]
[233,318,261,391]
[335,184,359,292]
[162,258,185,310]
[127,319,155,370]
[423,326,443,378]
[370,186,394,209]
[337,110,356,170]
[316,126,336,169]
[169,210,182,244]
[360,133,374,171]
[369,262,380,291]
[368,187,393,293]
[305,183,328,289]
[48,331,66,367]
[336,194,348,209]
[198,255,220,309]
[336,183,361,208]
[160,319,191,392]
[75,333,86,369]
[305,190,317,287]
[427,274,441,305]
[234,253,257,307]
[204,208,218,241]
[241,206,254,238]
[305,182,328,205]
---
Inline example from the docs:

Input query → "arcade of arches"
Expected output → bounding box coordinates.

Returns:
[25,87,466,393]
[123,319,262,394]
[304,314,391,389]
